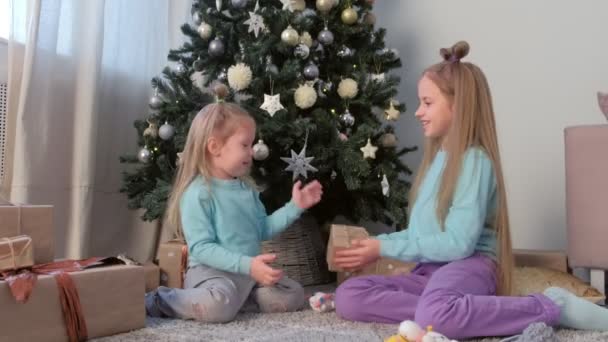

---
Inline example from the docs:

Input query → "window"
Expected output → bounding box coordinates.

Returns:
[0,0,9,41]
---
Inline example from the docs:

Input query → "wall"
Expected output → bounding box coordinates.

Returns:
[374,0,608,250]
[0,39,7,83]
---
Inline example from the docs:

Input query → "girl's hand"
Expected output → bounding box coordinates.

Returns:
[333,239,381,271]
[251,254,283,286]
[292,180,323,209]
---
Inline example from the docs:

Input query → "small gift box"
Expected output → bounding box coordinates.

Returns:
[0,235,34,272]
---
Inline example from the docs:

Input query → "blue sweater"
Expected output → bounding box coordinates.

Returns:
[180,176,304,275]
[378,148,498,262]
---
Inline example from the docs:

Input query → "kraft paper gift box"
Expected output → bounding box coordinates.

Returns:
[143,261,160,292]
[327,224,417,284]
[0,203,54,264]
[0,235,34,272]
[326,224,370,272]
[158,240,188,288]
[0,265,145,342]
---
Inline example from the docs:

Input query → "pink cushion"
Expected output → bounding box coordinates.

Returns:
[564,124,608,269]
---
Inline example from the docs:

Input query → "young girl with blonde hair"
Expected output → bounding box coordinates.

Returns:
[333,41,608,339]
[145,84,323,323]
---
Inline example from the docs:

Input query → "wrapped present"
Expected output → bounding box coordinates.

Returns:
[337,257,416,285]
[0,264,145,342]
[326,224,370,272]
[143,261,160,292]
[327,224,417,284]
[0,202,54,264]
[0,235,34,272]
[157,239,188,288]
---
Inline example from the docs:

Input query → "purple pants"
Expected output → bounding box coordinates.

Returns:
[335,254,560,340]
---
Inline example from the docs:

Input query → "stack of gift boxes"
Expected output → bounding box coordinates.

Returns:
[0,201,158,341]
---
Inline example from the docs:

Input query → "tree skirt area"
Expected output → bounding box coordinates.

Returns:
[92,310,608,342]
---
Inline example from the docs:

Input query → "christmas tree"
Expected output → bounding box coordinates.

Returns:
[120,0,416,229]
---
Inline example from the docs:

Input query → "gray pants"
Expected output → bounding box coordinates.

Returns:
[152,264,306,323]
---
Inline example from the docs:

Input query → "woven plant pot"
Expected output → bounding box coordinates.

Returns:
[261,214,332,286]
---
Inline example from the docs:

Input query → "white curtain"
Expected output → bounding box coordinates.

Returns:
[4,0,191,261]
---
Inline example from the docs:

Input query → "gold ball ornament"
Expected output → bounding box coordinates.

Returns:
[341,7,358,25]
[292,0,306,11]
[299,32,313,47]
[281,25,300,46]
[143,120,158,138]
[316,0,334,13]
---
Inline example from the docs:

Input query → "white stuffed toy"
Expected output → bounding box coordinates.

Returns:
[384,320,459,342]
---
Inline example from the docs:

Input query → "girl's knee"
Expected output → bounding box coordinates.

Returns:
[335,278,371,321]
[191,294,240,323]
[415,294,462,338]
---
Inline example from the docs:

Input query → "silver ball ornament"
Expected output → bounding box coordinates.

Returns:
[317,29,334,45]
[138,147,152,163]
[281,26,299,46]
[337,46,353,58]
[294,44,310,59]
[149,95,163,109]
[217,68,228,81]
[340,110,355,127]
[159,122,176,141]
[231,0,248,9]
[208,38,225,57]
[175,63,187,74]
[253,140,270,160]
[303,64,319,80]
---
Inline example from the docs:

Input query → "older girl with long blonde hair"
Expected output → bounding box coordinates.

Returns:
[333,41,608,339]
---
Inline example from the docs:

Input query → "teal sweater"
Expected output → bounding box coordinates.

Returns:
[378,148,498,262]
[180,176,304,275]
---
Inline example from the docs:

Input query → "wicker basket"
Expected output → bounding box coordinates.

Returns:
[261,215,332,286]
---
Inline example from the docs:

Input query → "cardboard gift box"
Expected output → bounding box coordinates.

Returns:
[158,240,188,288]
[0,265,145,342]
[0,235,34,272]
[327,224,417,284]
[327,224,370,272]
[143,261,160,292]
[337,257,417,285]
[0,203,54,264]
